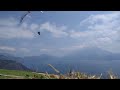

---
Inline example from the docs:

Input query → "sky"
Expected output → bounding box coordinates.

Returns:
[0,11,120,57]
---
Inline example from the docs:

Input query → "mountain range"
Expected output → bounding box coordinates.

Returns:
[1,47,120,65]
[1,47,120,73]
[23,47,120,64]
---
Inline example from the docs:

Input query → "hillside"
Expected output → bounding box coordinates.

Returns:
[0,60,31,71]
[0,53,22,62]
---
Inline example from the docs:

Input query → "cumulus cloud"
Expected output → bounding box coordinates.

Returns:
[0,17,35,39]
[0,27,34,39]
[69,12,120,53]
[40,22,68,38]
[30,23,39,31]
[2,12,120,55]
[19,48,30,53]
[37,12,120,54]
[0,17,18,27]
[40,48,50,52]
[69,30,88,38]
[26,14,32,19]
[59,44,87,51]
[39,44,88,56]
[0,17,69,39]
[80,12,120,27]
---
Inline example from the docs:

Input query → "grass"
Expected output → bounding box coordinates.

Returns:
[0,69,115,79]
[0,64,118,79]
[0,69,49,79]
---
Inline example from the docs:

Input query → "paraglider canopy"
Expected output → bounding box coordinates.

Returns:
[20,11,30,24]
[20,11,43,24]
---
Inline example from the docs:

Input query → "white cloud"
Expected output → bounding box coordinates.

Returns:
[69,30,88,38]
[40,22,68,38]
[30,23,39,31]
[0,17,69,39]
[21,22,29,29]
[19,48,30,53]
[0,27,34,39]
[59,44,88,51]
[0,46,16,52]
[80,12,120,27]
[70,12,120,41]
[26,14,32,19]
[0,17,35,39]
[69,12,120,53]
[39,44,88,56]
[0,17,18,26]
[38,12,120,54]
[40,48,50,52]
[2,12,120,55]
[0,18,69,39]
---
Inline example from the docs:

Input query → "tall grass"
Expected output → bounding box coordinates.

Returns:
[0,65,119,79]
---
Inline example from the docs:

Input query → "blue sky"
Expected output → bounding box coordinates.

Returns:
[0,11,120,57]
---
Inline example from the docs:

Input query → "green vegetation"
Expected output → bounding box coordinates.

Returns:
[0,69,118,79]
[0,63,118,79]
[0,69,48,79]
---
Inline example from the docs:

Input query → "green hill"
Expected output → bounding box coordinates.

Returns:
[0,69,61,79]
[0,59,31,71]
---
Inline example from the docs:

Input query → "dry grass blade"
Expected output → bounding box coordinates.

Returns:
[48,64,60,74]
[108,70,117,79]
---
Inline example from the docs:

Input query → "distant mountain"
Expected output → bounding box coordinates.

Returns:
[0,53,23,62]
[2,47,120,64]
[23,54,60,65]
[22,47,120,64]
[0,59,31,71]
[1,47,120,74]
[24,54,58,61]
[0,53,31,71]
[62,47,117,61]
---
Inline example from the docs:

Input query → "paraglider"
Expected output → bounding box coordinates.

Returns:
[20,11,43,35]
[38,32,40,35]
[20,11,43,24]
